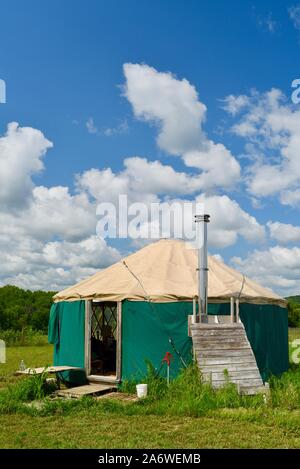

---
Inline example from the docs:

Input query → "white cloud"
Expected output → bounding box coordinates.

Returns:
[232,246,300,296]
[0,122,53,211]
[183,141,240,190]
[267,221,300,243]
[42,236,120,269]
[76,159,264,249]
[197,194,265,248]
[25,186,97,242]
[0,222,121,290]
[86,117,98,134]
[226,88,300,203]
[288,5,300,30]
[123,63,206,155]
[0,186,96,243]
[77,167,130,205]
[4,266,108,292]
[221,94,249,116]
[123,63,240,190]
[86,116,128,137]
[0,122,122,290]
[280,188,300,206]
[256,12,277,34]
[76,156,214,202]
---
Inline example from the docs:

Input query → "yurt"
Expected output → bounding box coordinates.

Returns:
[48,239,289,386]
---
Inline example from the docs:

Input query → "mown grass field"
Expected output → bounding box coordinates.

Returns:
[0,330,299,449]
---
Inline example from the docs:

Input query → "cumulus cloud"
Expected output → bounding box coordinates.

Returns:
[0,122,53,211]
[0,214,121,290]
[223,88,300,204]
[232,246,300,296]
[280,188,300,206]
[267,221,300,244]
[123,63,240,190]
[76,156,225,202]
[0,122,121,289]
[76,159,264,249]
[220,94,249,116]
[197,194,265,248]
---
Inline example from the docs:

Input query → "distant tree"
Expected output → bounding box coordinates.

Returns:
[0,285,56,332]
[287,301,300,327]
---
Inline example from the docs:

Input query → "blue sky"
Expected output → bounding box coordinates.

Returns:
[0,0,300,294]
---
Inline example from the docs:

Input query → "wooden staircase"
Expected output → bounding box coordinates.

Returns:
[191,322,267,395]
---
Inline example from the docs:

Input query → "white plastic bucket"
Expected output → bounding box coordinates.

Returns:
[136,383,148,398]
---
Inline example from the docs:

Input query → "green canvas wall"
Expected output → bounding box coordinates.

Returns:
[239,303,289,382]
[48,300,86,385]
[121,301,289,382]
[121,301,193,381]
[48,299,289,385]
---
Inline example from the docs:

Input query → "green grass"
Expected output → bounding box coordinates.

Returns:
[0,344,53,389]
[0,360,299,448]
[0,334,299,448]
[0,411,299,449]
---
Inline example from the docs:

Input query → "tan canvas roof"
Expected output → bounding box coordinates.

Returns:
[54,239,286,307]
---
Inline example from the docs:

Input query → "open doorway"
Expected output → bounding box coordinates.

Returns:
[90,302,117,378]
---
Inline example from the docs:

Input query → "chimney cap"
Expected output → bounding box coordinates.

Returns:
[194,214,210,222]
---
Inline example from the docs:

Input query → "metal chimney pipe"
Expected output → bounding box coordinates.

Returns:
[194,213,210,323]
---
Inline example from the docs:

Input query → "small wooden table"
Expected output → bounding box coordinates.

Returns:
[15,366,83,388]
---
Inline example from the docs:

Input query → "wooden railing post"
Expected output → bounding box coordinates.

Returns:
[230,297,234,323]
[236,298,240,323]
[193,297,197,323]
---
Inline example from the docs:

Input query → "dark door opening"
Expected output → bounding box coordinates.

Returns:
[90,302,117,377]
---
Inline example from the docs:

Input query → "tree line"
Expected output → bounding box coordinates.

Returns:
[287,296,300,327]
[0,285,55,333]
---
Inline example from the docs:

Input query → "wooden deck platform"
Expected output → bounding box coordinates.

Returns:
[97,392,138,402]
[56,383,116,399]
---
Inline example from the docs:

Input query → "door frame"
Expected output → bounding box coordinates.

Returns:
[85,300,122,383]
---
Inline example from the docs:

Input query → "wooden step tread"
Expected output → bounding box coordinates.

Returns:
[197,356,256,365]
[202,370,261,380]
[195,344,251,351]
[56,383,116,399]
[199,364,259,372]
[209,378,263,387]
[196,348,254,357]
[191,323,244,330]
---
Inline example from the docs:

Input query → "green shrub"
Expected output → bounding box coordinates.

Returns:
[288,308,300,328]
[0,367,56,413]
[121,362,264,417]
[0,328,48,346]
[269,368,300,410]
